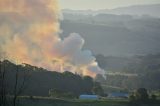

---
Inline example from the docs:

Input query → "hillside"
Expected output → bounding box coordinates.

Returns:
[95,54,160,91]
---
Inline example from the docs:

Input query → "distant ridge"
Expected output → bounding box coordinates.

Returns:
[62,4,160,17]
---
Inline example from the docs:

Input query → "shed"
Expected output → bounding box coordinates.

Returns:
[79,95,99,100]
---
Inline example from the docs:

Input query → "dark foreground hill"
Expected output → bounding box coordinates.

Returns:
[0,60,103,97]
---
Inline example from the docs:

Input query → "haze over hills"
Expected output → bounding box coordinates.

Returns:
[60,16,160,56]
[60,4,160,56]
[62,4,160,17]
[61,3,160,89]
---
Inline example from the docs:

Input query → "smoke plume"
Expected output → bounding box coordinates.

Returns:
[0,0,104,77]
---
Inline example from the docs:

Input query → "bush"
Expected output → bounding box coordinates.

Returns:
[129,88,150,106]
[49,89,76,99]
[135,88,149,102]
[129,94,136,102]
[151,94,157,100]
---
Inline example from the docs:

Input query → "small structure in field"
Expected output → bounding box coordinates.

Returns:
[79,95,99,100]
[108,92,129,98]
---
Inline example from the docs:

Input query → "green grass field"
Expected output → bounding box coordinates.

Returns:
[19,99,128,106]
[16,97,160,106]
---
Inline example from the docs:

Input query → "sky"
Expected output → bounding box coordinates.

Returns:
[59,0,160,10]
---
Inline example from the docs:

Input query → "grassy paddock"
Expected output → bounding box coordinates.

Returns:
[14,96,160,106]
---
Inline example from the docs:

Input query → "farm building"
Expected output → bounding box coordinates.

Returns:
[108,92,129,98]
[79,95,99,100]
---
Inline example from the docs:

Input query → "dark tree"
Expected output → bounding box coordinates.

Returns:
[92,82,104,96]
[0,60,7,106]
[13,65,30,106]
[0,60,30,106]
[83,76,94,94]
[135,88,149,102]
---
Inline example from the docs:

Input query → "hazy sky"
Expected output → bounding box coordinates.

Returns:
[59,0,160,10]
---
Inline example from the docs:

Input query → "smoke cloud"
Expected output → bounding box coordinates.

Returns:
[0,0,104,77]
